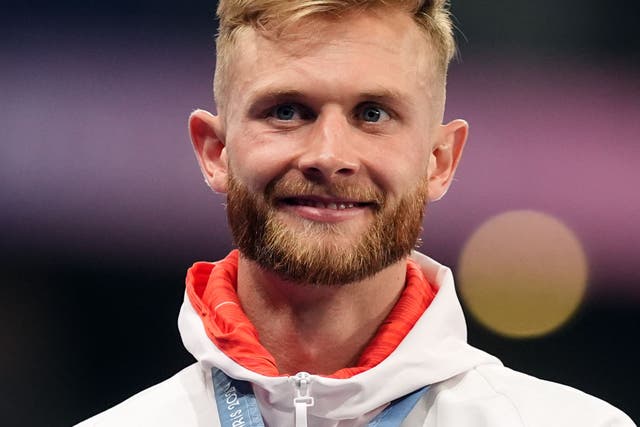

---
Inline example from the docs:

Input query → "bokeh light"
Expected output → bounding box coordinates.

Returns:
[458,210,588,338]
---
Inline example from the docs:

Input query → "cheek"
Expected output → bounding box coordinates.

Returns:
[225,128,299,191]
[365,141,431,195]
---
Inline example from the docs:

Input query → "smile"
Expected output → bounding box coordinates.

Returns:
[281,197,371,211]
[282,197,370,211]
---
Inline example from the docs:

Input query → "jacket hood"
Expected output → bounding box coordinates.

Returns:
[177,251,500,425]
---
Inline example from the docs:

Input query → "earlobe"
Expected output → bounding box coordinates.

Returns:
[188,109,228,193]
[427,119,469,201]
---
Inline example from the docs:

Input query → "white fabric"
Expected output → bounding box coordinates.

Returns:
[76,252,636,426]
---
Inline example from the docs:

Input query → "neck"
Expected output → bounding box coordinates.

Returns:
[236,256,408,375]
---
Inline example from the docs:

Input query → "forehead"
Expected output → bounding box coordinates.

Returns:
[222,8,440,113]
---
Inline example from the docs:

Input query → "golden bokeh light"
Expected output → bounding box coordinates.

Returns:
[458,210,588,338]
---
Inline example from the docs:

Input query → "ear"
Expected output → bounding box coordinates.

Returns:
[427,119,469,201]
[188,109,228,193]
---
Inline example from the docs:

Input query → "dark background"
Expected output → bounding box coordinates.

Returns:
[1,1,639,425]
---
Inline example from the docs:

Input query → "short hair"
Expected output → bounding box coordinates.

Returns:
[213,0,455,109]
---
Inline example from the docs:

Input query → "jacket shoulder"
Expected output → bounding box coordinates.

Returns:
[75,363,218,427]
[421,364,635,427]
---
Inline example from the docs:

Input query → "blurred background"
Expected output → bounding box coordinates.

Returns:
[1,0,638,425]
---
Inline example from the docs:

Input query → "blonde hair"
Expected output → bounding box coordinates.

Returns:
[213,0,455,108]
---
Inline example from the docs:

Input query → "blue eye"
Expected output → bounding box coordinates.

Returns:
[273,104,299,121]
[359,105,390,123]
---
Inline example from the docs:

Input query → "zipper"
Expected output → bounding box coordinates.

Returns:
[291,372,314,427]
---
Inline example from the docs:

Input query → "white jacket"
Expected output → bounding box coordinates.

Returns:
[77,252,635,426]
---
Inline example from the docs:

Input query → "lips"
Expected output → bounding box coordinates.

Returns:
[281,197,371,211]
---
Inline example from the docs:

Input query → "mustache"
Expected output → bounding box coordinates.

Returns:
[265,178,385,206]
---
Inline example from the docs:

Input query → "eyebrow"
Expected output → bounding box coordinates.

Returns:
[246,87,413,114]
[246,89,307,116]
[356,89,414,109]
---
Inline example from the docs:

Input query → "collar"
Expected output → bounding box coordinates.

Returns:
[185,250,437,379]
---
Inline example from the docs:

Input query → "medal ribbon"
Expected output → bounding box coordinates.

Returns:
[212,369,428,427]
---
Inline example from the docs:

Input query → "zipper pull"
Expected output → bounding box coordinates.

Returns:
[292,372,314,427]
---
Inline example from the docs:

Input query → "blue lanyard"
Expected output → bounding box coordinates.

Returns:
[212,369,429,427]
[213,369,264,427]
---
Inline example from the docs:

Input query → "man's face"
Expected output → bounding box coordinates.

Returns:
[202,9,460,285]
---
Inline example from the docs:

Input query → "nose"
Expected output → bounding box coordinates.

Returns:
[297,111,360,182]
